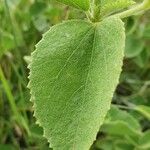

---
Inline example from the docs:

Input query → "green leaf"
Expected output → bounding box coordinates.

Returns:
[138,130,150,149]
[92,136,134,150]
[133,48,149,68]
[55,0,90,11]
[29,17,125,150]
[125,35,144,58]
[101,106,141,137]
[92,138,114,150]
[101,0,135,16]
[114,140,134,150]
[135,105,150,120]
[143,24,150,39]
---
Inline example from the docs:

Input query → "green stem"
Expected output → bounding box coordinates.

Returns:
[0,65,30,136]
[116,0,150,18]
[0,66,19,117]
[88,0,101,22]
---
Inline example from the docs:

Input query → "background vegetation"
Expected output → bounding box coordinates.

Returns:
[0,0,150,149]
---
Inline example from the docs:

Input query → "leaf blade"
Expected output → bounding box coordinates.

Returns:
[101,0,135,16]
[55,0,90,11]
[29,17,125,150]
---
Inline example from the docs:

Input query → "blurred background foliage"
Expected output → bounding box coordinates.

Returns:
[0,0,150,149]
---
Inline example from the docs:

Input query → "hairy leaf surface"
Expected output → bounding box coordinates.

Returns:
[100,0,135,16]
[29,17,125,150]
[55,0,90,10]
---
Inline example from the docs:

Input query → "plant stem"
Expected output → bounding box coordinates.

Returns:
[88,0,101,22]
[116,0,150,18]
[0,65,30,136]
[0,66,19,118]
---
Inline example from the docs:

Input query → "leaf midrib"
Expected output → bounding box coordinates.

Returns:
[45,26,94,135]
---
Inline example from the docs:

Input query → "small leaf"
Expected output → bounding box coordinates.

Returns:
[133,48,149,68]
[125,35,144,58]
[93,138,114,150]
[115,140,134,150]
[55,0,90,11]
[92,136,134,150]
[143,24,150,39]
[101,0,135,16]
[29,17,125,150]
[135,105,150,120]
[101,106,141,137]
[138,130,150,149]
[102,121,140,136]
